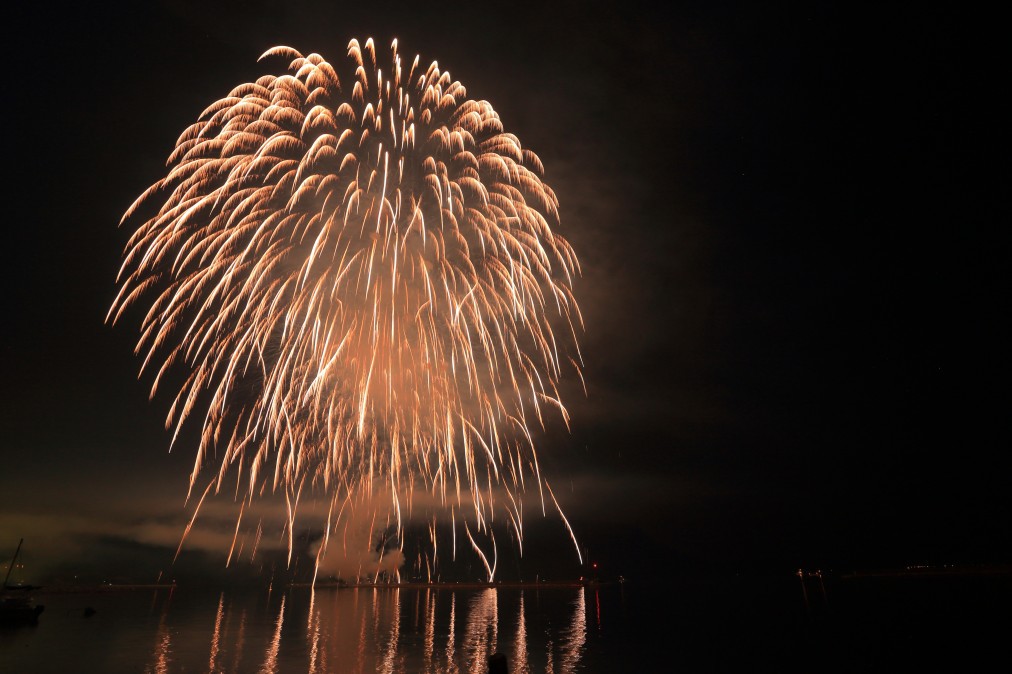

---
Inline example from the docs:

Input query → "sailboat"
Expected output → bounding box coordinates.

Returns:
[1,539,44,625]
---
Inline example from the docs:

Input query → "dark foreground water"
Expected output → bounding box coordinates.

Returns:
[2,574,1010,672]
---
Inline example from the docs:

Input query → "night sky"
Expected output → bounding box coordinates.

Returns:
[2,1,1007,585]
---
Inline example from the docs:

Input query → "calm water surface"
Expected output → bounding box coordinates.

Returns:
[2,584,640,673]
[2,575,1010,672]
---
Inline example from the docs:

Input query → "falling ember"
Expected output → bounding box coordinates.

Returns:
[110,38,584,580]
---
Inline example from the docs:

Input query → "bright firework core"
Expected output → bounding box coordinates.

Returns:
[110,38,584,582]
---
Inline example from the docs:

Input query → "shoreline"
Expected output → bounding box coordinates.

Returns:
[838,565,1012,580]
[295,580,614,590]
[28,565,1012,594]
[31,580,616,594]
[31,584,178,595]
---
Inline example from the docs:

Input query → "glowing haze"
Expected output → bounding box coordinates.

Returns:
[109,38,584,581]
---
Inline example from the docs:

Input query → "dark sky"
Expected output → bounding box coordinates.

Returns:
[2,1,1007,584]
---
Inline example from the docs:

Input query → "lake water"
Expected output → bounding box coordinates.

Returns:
[2,574,1010,672]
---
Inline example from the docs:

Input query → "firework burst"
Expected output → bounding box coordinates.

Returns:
[110,38,583,580]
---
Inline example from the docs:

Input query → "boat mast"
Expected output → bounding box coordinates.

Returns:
[3,538,24,589]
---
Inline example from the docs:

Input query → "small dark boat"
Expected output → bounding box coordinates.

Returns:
[1,539,44,626]
[0,591,45,625]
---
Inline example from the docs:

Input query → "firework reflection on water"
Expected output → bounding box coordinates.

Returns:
[140,587,588,673]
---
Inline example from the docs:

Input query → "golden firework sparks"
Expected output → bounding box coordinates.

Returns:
[110,38,583,580]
